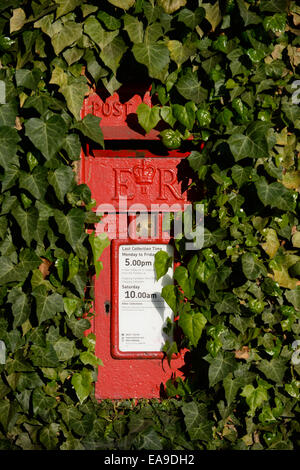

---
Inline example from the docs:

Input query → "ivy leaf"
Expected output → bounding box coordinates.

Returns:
[58,403,82,427]
[132,42,170,80]
[0,400,10,431]
[188,150,207,172]
[39,423,60,450]
[178,8,205,29]
[195,259,216,284]
[80,351,103,367]
[97,11,121,30]
[7,287,30,328]
[12,206,38,245]
[178,310,207,347]
[154,250,172,280]
[48,166,74,203]
[145,23,164,44]
[137,103,161,134]
[15,69,42,90]
[19,167,48,200]
[89,233,110,277]
[161,285,177,313]
[231,165,252,188]
[257,358,287,384]
[215,293,240,314]
[0,126,20,169]
[32,388,57,418]
[107,0,135,10]
[167,40,196,67]
[228,122,270,161]
[51,21,82,55]
[63,133,81,160]
[241,383,269,416]
[260,0,288,13]
[67,316,91,338]
[70,413,94,437]
[68,256,80,280]
[53,337,76,362]
[123,14,144,43]
[174,266,194,299]
[84,16,119,49]
[10,8,26,33]
[162,340,178,365]
[223,374,244,406]
[32,285,64,324]
[282,103,300,125]
[237,0,262,26]
[19,248,41,272]
[25,116,66,161]
[55,0,82,19]
[63,297,80,317]
[203,1,222,31]
[285,287,300,311]
[176,69,208,104]
[1,164,19,191]
[255,177,295,211]
[263,13,286,35]
[100,36,127,75]
[6,351,34,373]
[0,256,26,285]
[60,77,89,121]
[50,65,68,88]
[282,171,300,191]
[261,228,280,258]
[71,368,93,404]
[172,102,195,129]
[55,208,85,250]
[242,252,267,280]
[182,401,212,441]
[272,262,298,290]
[73,114,104,147]
[158,0,187,15]
[30,343,60,367]
[69,273,86,298]
[208,352,237,387]
[63,47,84,66]
[140,428,163,450]
[0,103,17,127]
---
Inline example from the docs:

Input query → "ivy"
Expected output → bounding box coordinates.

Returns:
[0,0,299,451]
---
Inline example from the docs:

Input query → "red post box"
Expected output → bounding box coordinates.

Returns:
[80,86,190,399]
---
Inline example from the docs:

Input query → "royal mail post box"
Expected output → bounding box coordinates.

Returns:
[80,87,191,399]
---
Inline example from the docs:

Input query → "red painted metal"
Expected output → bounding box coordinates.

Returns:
[92,232,188,400]
[80,87,191,399]
[82,87,161,140]
[82,150,190,212]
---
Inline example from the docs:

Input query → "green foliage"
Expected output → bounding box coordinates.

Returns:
[149,0,299,450]
[0,0,299,451]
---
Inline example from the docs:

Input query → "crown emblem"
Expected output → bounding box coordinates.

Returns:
[133,160,155,185]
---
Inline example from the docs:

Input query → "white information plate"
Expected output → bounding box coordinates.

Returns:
[118,244,174,352]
